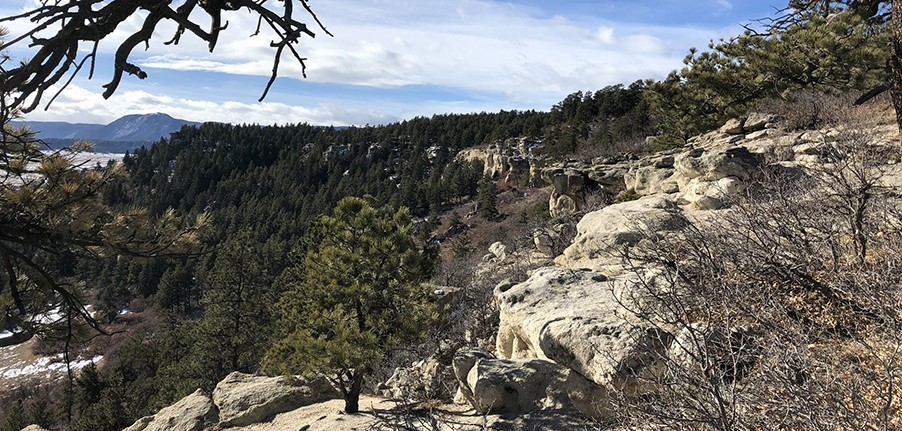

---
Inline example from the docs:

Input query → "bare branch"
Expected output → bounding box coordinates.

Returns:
[0,0,331,117]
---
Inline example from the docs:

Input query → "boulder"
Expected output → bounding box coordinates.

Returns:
[624,165,677,195]
[213,372,339,427]
[679,176,745,211]
[494,267,673,398]
[743,112,774,132]
[586,164,629,196]
[488,241,508,260]
[20,426,50,431]
[123,389,217,431]
[674,146,761,186]
[452,348,614,419]
[744,129,768,140]
[556,196,686,271]
[533,229,556,256]
[719,118,744,135]
[699,147,762,181]
[543,167,589,217]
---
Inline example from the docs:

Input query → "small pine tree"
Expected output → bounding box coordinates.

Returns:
[263,197,437,413]
[476,175,499,220]
[447,211,465,235]
[191,230,275,389]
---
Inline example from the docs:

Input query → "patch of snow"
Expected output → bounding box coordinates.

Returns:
[0,354,102,379]
[34,306,63,325]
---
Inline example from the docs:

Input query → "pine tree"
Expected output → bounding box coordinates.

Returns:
[476,175,499,220]
[191,230,275,389]
[263,197,437,413]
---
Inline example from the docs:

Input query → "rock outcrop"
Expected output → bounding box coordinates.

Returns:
[452,348,610,416]
[556,196,686,272]
[539,113,786,216]
[123,389,217,431]
[122,374,339,431]
[214,372,339,427]
[456,137,544,187]
[542,165,590,218]
[494,268,670,393]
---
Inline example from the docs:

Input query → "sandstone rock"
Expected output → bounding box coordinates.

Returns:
[679,177,745,211]
[543,167,589,217]
[744,129,768,140]
[743,112,774,132]
[719,118,744,135]
[673,148,706,180]
[713,134,745,146]
[549,194,581,218]
[653,155,675,169]
[213,372,339,428]
[225,395,600,430]
[674,146,761,185]
[793,141,826,156]
[624,166,676,195]
[494,267,673,397]
[456,138,544,186]
[533,230,556,256]
[505,156,531,187]
[660,181,680,194]
[489,241,508,260]
[556,196,686,271]
[452,348,614,419]
[698,147,762,181]
[586,164,629,195]
[452,348,496,404]
[123,389,217,431]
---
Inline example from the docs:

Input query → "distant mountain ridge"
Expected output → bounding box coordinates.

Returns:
[14,113,201,150]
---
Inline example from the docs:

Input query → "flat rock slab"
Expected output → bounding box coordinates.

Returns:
[214,372,340,427]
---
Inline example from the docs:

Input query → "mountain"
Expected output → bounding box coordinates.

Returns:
[14,113,201,152]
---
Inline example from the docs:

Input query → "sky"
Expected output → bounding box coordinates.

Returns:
[1,1,784,126]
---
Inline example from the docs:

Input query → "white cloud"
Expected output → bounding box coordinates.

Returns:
[22,84,399,126]
[596,27,616,45]
[3,0,744,124]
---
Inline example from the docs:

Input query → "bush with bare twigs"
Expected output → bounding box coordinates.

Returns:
[612,118,901,430]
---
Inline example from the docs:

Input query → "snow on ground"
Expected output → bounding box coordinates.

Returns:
[0,339,102,384]
[0,354,101,379]
[63,151,123,168]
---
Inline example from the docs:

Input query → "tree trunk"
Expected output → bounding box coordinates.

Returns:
[891,0,902,134]
[343,373,364,414]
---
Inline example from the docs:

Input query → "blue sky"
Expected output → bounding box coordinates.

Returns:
[2,1,782,126]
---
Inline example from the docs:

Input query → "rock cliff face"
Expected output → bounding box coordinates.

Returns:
[456,137,544,187]
[543,112,902,218]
